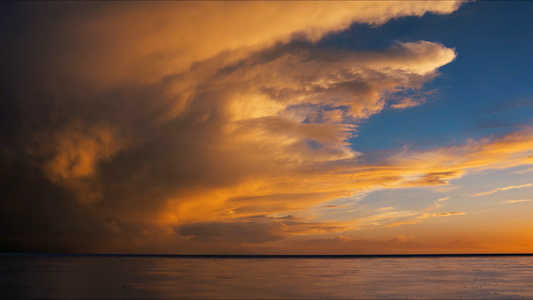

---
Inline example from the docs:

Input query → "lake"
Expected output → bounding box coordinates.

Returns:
[1,254,533,299]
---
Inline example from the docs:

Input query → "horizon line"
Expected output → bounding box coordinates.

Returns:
[2,253,533,259]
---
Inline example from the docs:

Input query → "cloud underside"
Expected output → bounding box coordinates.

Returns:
[5,1,533,252]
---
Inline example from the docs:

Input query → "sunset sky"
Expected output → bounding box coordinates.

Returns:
[1,1,533,254]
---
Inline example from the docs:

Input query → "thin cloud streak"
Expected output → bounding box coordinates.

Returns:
[503,199,532,204]
[513,166,533,174]
[473,183,533,197]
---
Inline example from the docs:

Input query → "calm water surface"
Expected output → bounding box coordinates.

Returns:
[1,255,533,299]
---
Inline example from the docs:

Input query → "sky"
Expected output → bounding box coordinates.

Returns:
[1,1,533,254]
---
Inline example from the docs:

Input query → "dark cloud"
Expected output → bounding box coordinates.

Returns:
[0,155,99,252]
[175,215,346,244]
[176,221,285,243]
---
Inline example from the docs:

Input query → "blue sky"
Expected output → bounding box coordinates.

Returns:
[329,1,533,153]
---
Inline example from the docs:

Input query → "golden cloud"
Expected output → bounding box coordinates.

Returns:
[55,1,461,86]
[34,121,126,204]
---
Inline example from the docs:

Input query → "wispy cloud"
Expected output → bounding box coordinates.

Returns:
[473,183,533,197]
[503,199,532,204]
[513,166,533,174]
[421,196,451,211]
[386,211,465,228]
[352,196,461,229]
[437,197,450,202]
[433,212,466,216]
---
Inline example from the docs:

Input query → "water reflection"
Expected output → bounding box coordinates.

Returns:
[1,255,533,299]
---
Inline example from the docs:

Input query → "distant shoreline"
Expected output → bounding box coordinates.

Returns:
[2,253,533,259]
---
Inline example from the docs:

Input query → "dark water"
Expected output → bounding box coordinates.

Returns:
[1,254,533,299]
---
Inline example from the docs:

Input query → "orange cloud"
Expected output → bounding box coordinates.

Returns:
[146,38,459,229]
[34,121,126,203]
[358,203,464,229]
[175,215,347,244]
[54,1,461,87]
[14,1,524,254]
[433,212,466,216]
[182,129,533,237]
[21,2,462,223]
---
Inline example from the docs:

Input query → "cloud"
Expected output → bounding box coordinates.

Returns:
[75,37,457,229]
[341,194,459,230]
[32,121,127,204]
[432,212,466,216]
[424,196,452,211]
[13,1,533,254]
[513,166,533,174]
[473,183,533,197]
[384,210,465,228]
[39,1,461,88]
[176,221,285,244]
[175,215,347,244]
[503,199,532,204]
[403,171,463,186]
[323,204,349,209]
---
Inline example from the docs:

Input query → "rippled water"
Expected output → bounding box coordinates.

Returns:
[1,255,533,299]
